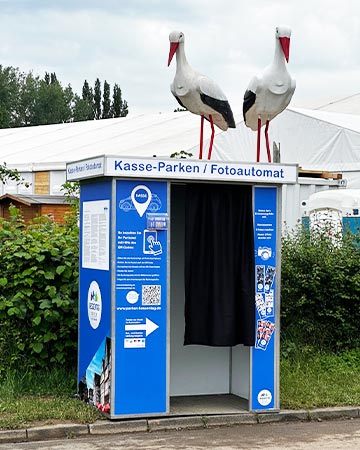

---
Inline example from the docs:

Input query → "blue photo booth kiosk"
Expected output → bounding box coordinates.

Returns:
[67,155,297,419]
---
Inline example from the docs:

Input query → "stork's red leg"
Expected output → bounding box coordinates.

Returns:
[264,120,271,163]
[207,115,215,160]
[199,115,204,159]
[257,118,261,162]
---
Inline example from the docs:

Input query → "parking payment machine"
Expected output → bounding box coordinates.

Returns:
[67,156,297,418]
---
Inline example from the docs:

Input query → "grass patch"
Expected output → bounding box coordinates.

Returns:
[0,368,102,430]
[2,347,360,429]
[280,345,360,409]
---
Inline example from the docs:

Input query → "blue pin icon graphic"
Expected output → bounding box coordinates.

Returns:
[131,185,152,217]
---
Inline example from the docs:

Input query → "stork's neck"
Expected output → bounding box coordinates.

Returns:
[272,38,287,71]
[175,42,191,74]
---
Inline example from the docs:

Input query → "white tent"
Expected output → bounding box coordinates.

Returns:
[1,106,360,184]
[1,106,355,226]
[312,93,360,115]
[212,107,360,188]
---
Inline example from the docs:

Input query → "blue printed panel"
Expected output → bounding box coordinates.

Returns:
[78,181,112,413]
[115,180,168,415]
[251,186,278,410]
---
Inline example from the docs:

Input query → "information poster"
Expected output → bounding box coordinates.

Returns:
[82,200,110,271]
[115,179,168,415]
[252,186,277,410]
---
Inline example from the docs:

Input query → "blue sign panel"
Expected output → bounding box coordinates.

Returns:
[78,180,112,414]
[115,179,168,415]
[251,186,278,410]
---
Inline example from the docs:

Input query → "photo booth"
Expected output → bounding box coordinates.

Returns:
[67,155,297,418]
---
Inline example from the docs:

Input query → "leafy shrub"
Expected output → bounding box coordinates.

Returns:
[281,223,360,351]
[0,206,79,373]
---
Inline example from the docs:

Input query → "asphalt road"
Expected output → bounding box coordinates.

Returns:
[2,419,360,450]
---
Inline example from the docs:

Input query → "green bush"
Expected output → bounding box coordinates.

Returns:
[0,206,79,372]
[281,223,360,351]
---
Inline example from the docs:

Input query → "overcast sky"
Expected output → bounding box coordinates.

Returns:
[0,0,359,115]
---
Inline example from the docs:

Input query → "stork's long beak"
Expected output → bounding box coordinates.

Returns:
[168,42,179,66]
[279,37,290,62]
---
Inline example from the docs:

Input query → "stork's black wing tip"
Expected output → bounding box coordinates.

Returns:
[174,95,186,109]
[243,90,256,120]
[200,93,236,129]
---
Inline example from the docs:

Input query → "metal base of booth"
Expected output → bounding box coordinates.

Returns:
[169,394,248,416]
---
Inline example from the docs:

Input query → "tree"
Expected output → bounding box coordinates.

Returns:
[14,71,39,127]
[94,78,101,119]
[44,72,50,85]
[102,80,111,119]
[0,66,129,128]
[31,74,73,125]
[0,65,21,128]
[73,94,94,122]
[111,83,128,118]
[81,80,95,120]
[50,72,58,84]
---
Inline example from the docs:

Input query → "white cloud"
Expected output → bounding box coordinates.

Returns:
[0,0,360,113]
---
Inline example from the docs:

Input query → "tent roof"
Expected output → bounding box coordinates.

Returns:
[312,93,360,115]
[1,105,360,179]
[0,111,228,170]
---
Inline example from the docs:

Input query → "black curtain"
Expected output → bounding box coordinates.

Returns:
[184,183,255,347]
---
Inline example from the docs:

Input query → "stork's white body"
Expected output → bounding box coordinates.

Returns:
[168,30,235,159]
[244,27,296,131]
[170,57,230,131]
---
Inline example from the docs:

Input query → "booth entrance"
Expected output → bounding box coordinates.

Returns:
[68,155,297,419]
[170,184,250,415]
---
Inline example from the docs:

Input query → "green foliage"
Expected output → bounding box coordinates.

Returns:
[102,80,111,119]
[0,65,129,127]
[0,65,20,128]
[79,79,95,120]
[170,150,193,158]
[112,83,128,118]
[280,342,360,408]
[32,74,74,125]
[94,77,102,119]
[0,368,102,430]
[0,207,79,373]
[0,161,30,187]
[281,223,360,350]
[61,181,80,225]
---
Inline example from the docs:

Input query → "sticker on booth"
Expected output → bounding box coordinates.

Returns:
[88,281,102,329]
[257,389,272,406]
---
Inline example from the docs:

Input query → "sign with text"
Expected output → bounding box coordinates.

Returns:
[67,155,298,184]
[114,179,168,415]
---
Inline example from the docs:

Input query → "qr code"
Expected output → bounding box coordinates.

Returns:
[142,285,161,305]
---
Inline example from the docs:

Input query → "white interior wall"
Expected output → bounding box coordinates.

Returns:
[231,345,250,399]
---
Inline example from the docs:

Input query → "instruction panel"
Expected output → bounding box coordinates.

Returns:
[252,186,277,411]
[115,179,168,415]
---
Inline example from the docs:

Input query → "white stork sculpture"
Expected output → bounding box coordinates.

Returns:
[168,30,235,160]
[243,26,296,163]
